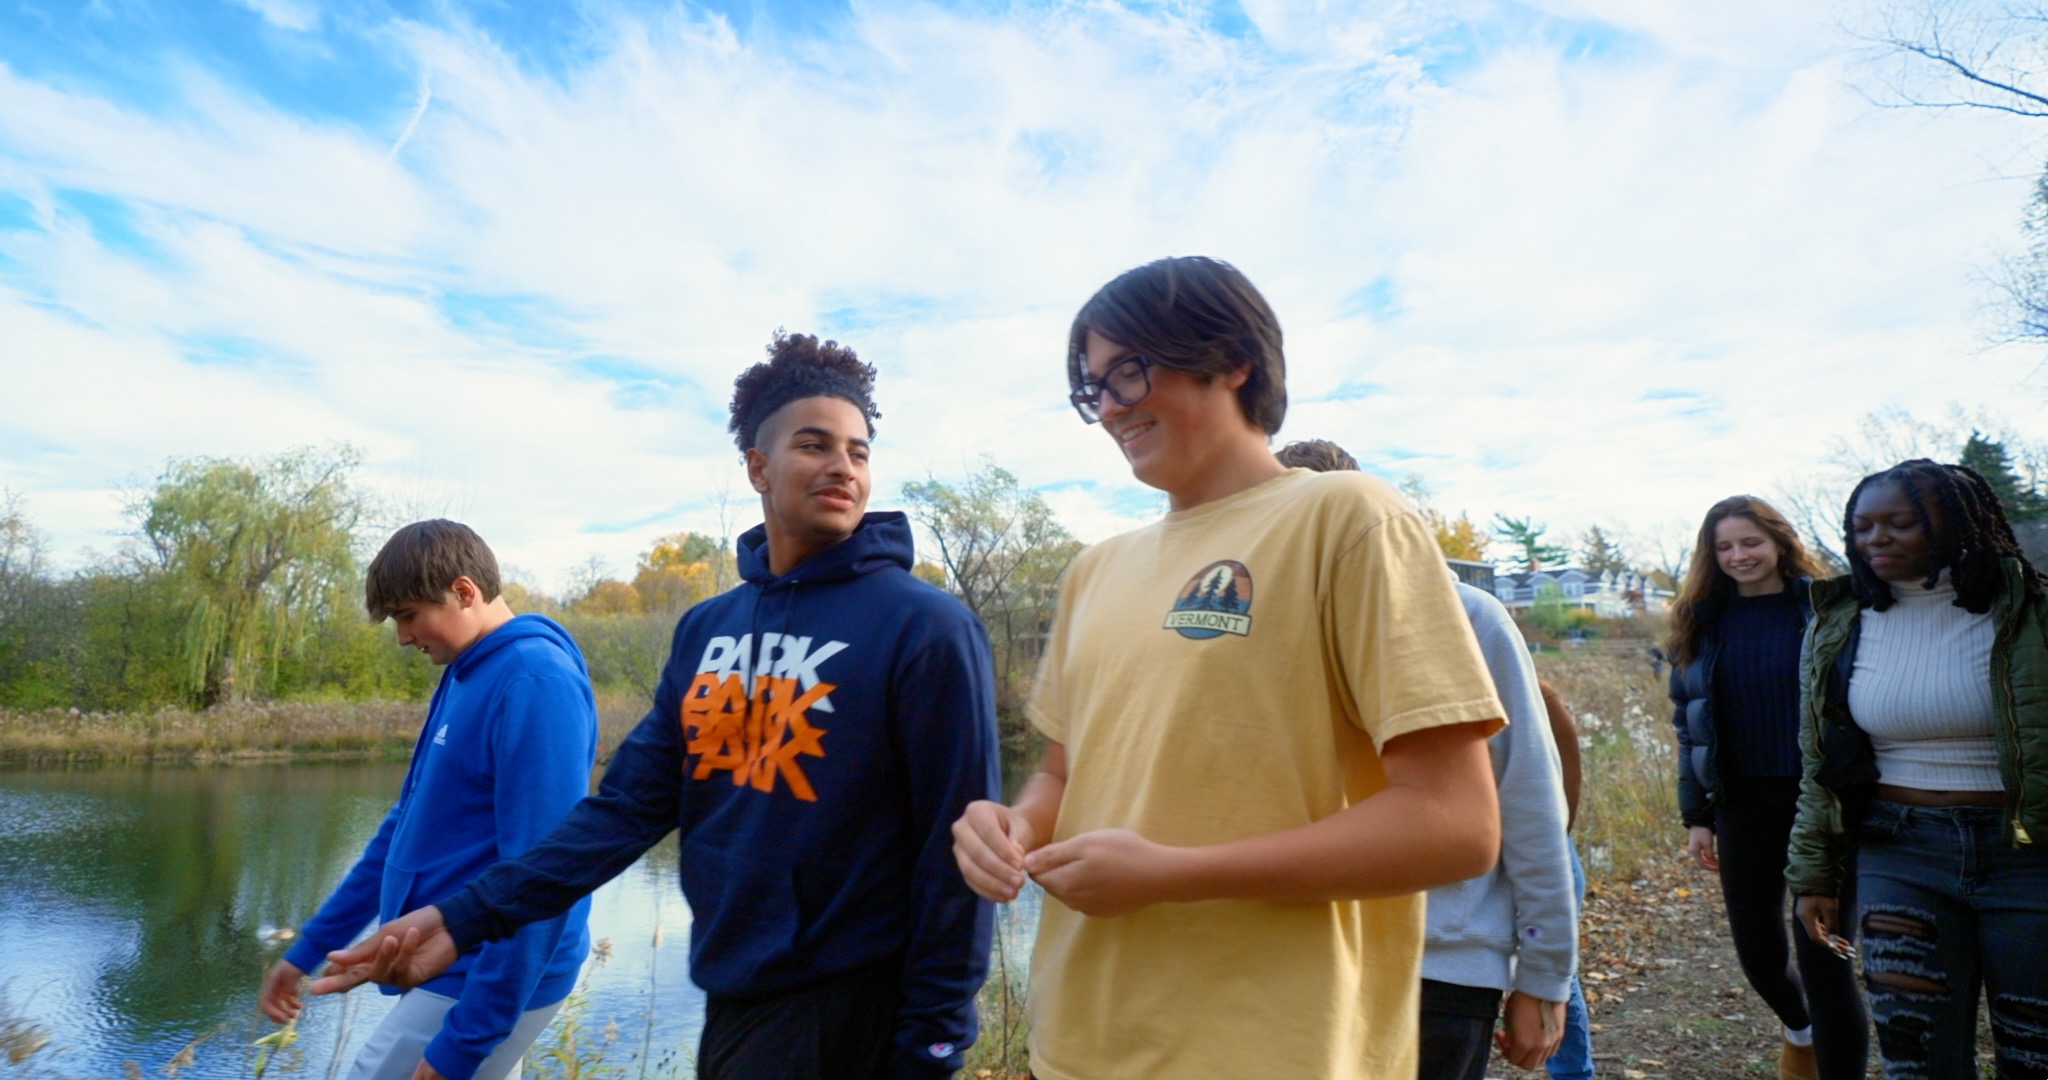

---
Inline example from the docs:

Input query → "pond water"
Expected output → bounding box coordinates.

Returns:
[0,761,1040,1079]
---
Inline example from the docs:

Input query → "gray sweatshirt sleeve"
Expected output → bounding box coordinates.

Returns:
[1463,586,1579,1002]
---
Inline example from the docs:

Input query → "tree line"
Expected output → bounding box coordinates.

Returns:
[3,406,2042,720]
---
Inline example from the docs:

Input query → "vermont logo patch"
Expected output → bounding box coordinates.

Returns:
[1164,560,1254,639]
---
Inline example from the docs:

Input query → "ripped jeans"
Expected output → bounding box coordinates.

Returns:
[1856,800,2048,1079]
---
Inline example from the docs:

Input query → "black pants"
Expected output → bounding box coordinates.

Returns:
[1715,775,1869,1080]
[1417,978,1503,1080]
[698,959,903,1080]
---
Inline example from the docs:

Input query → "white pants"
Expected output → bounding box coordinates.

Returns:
[347,989,565,1080]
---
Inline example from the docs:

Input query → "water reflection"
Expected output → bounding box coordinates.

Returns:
[2,752,1045,1079]
[0,763,699,1079]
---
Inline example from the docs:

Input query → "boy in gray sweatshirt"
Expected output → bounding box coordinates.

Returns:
[1275,440,1579,1079]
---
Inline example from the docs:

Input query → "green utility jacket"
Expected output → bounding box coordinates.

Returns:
[1785,559,2048,900]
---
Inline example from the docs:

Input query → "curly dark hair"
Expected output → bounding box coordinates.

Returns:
[727,331,881,453]
[1843,458,2045,613]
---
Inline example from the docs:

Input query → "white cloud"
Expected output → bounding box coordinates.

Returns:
[1,0,2043,593]
[226,0,320,33]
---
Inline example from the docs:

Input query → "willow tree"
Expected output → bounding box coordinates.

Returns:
[135,446,364,708]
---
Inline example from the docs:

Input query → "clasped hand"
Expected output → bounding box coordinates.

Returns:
[303,905,460,997]
[951,800,1183,917]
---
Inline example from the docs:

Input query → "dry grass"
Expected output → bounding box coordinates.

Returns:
[1533,651,1680,882]
[0,701,425,767]
[0,690,653,769]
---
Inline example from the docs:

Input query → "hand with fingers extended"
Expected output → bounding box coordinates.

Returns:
[308,906,457,996]
[257,959,307,1024]
[1024,828,1186,918]
[952,800,1038,903]
[1686,825,1719,872]
[1495,991,1565,1070]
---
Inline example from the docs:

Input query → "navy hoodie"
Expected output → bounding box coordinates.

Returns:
[285,614,597,1080]
[439,512,1000,1078]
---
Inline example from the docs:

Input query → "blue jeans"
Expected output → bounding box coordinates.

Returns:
[1547,844,1594,1080]
[1856,800,2048,1079]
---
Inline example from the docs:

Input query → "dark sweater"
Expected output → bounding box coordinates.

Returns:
[436,513,999,1079]
[1713,589,1806,779]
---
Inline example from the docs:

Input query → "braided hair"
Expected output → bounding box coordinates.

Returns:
[1842,458,2045,612]
[727,331,880,454]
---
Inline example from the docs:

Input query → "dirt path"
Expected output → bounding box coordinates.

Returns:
[1481,854,2014,1079]
[1492,856,1875,1080]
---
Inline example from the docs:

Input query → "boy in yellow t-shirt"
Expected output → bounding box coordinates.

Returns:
[950,256,1508,1079]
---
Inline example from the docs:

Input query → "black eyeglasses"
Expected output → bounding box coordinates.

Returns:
[1069,355,1155,424]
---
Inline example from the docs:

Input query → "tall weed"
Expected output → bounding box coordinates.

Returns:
[1535,652,1679,881]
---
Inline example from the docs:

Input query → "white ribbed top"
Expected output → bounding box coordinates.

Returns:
[1848,574,2002,792]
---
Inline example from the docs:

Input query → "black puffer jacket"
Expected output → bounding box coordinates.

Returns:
[1670,577,1812,828]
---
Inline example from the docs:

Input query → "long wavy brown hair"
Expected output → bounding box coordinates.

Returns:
[1665,495,1823,666]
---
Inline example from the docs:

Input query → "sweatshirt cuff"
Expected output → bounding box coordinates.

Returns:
[281,937,332,975]
[1511,966,1574,1004]
[438,889,493,955]
[424,1032,486,1080]
[890,1047,961,1080]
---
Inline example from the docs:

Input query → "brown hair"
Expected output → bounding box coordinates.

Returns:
[1275,439,1359,472]
[365,519,502,621]
[1067,256,1287,435]
[1665,495,1822,665]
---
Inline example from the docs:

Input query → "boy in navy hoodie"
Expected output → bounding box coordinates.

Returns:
[256,519,598,1080]
[314,333,1001,1079]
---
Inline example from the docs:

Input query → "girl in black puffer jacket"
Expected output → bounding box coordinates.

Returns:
[1667,496,1865,1080]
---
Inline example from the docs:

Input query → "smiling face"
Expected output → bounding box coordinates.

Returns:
[1714,514,1785,596]
[746,394,872,574]
[390,578,490,665]
[1852,479,1942,583]
[1082,330,1257,506]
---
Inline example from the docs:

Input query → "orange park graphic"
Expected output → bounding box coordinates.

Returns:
[1165,559,1254,640]
[681,671,834,801]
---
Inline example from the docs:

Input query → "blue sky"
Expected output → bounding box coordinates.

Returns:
[0,0,2042,591]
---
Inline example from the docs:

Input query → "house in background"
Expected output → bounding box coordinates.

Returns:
[1448,558,1495,593]
[1492,566,1672,618]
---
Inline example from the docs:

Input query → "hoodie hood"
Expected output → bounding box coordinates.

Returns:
[736,511,917,587]
[448,612,590,681]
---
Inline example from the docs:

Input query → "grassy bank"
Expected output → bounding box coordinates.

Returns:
[0,692,652,768]
[1533,650,1679,881]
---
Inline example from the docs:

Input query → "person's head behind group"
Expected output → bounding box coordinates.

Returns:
[1844,458,2045,613]
[1275,438,1359,473]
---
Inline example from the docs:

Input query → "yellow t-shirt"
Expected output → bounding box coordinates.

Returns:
[1026,469,1506,1080]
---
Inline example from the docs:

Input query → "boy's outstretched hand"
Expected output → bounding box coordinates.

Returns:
[257,959,306,1023]
[308,906,458,995]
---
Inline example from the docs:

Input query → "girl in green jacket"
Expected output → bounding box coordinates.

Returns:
[1788,459,2048,1080]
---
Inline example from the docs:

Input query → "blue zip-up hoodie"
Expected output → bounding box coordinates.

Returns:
[286,614,597,1080]
[438,512,1000,1079]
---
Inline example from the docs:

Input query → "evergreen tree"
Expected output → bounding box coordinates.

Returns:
[1961,431,2047,522]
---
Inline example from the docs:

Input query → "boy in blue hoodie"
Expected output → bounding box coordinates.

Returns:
[256,519,598,1080]
[313,333,1001,1080]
